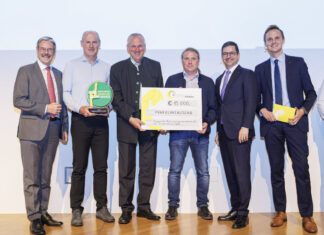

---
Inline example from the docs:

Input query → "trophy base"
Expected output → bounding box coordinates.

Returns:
[89,107,108,114]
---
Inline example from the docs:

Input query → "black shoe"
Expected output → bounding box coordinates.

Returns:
[41,212,63,226]
[232,215,249,229]
[165,206,178,220]
[137,208,161,220]
[118,210,132,224]
[71,208,83,227]
[218,209,237,221]
[96,207,115,223]
[198,206,213,220]
[30,219,46,235]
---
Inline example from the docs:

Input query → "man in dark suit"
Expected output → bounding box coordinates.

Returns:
[13,36,68,235]
[215,41,257,229]
[110,33,163,224]
[255,25,317,233]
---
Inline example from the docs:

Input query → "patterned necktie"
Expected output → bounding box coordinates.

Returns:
[274,59,283,105]
[46,67,56,118]
[220,70,231,100]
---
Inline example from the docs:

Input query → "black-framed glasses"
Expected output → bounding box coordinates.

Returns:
[222,51,237,57]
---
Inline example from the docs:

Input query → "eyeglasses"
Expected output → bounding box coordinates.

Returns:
[39,47,54,53]
[222,51,237,57]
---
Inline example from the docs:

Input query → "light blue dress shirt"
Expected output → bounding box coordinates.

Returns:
[183,71,199,88]
[63,56,110,113]
[270,54,291,108]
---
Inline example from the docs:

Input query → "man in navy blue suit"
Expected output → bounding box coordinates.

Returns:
[255,25,317,233]
[215,41,257,229]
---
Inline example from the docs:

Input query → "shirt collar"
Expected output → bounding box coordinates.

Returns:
[81,55,99,65]
[130,57,141,67]
[183,71,199,80]
[270,53,285,64]
[37,60,51,70]
[225,63,239,74]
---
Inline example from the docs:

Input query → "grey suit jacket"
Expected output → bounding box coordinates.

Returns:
[13,62,68,141]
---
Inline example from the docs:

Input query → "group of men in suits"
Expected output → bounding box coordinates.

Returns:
[13,24,318,234]
[215,25,317,233]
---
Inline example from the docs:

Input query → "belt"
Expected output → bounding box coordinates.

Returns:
[49,117,60,121]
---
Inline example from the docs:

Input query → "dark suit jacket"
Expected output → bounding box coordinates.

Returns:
[110,57,163,143]
[215,65,257,139]
[255,55,317,137]
[13,62,68,141]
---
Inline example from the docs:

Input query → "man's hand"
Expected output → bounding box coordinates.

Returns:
[96,106,110,117]
[129,116,145,131]
[197,122,208,134]
[260,108,276,122]
[215,133,219,146]
[79,106,96,117]
[238,127,249,143]
[47,103,62,116]
[288,107,305,126]
[60,131,68,145]
[159,130,168,135]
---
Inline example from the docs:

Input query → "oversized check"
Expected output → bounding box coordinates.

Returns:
[140,87,202,130]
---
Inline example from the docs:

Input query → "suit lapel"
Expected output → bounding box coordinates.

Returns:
[264,59,273,99]
[222,65,241,100]
[215,72,223,102]
[33,62,50,103]
[53,69,62,103]
[285,55,293,103]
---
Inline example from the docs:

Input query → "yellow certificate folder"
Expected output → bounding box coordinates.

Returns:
[273,104,296,123]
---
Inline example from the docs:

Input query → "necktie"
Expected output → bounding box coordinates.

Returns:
[46,67,56,118]
[220,70,231,100]
[274,59,282,105]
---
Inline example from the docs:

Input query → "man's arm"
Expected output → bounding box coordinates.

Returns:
[109,65,136,121]
[300,58,317,113]
[13,66,47,117]
[62,62,81,113]
[255,65,276,122]
[242,70,257,128]
[318,81,324,119]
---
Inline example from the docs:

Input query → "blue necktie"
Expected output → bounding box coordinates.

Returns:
[220,70,231,100]
[274,59,283,105]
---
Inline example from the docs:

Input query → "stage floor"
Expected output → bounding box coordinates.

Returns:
[0,212,323,234]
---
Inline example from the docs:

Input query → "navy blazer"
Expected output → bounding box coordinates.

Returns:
[215,65,257,139]
[165,72,217,137]
[255,54,317,137]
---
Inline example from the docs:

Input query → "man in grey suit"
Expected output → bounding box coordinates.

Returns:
[13,36,68,235]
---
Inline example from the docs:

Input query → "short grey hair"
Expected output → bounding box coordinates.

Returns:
[127,33,146,47]
[36,36,56,50]
[81,30,101,42]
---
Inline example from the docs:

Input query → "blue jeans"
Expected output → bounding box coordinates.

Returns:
[168,136,210,208]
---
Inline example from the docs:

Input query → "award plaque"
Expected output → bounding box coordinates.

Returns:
[87,81,113,114]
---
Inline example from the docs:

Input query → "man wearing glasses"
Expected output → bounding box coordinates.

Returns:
[215,41,257,229]
[13,36,68,235]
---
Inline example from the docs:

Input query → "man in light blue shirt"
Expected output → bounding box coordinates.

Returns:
[63,31,114,226]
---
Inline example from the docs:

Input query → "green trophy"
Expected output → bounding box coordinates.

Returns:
[87,81,113,114]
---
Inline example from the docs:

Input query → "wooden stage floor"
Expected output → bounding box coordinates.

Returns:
[0,212,322,234]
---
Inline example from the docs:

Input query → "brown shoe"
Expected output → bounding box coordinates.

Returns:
[271,212,287,227]
[302,217,318,233]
